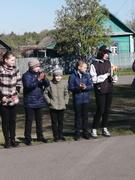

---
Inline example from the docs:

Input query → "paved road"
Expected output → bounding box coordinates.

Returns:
[0,135,135,180]
[117,75,134,84]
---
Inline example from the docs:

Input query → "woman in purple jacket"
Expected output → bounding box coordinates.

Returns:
[22,58,50,145]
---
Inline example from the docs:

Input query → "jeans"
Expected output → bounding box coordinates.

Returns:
[0,105,17,142]
[73,103,89,135]
[24,107,44,140]
[50,109,64,138]
[92,93,113,129]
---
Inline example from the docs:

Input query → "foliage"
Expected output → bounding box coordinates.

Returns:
[0,30,49,57]
[54,0,111,58]
[125,10,135,31]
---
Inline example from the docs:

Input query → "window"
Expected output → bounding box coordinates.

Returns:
[110,43,119,54]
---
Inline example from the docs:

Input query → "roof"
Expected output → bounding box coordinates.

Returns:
[0,40,11,53]
[20,36,56,55]
[37,36,56,49]
[108,12,135,36]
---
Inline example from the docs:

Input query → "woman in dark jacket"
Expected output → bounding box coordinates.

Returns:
[68,60,92,141]
[90,50,117,138]
[22,58,50,145]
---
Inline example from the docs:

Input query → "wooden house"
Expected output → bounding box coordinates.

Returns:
[104,12,135,54]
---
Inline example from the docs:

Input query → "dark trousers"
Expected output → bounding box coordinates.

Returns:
[92,92,113,129]
[50,109,64,138]
[24,107,43,140]
[0,105,17,142]
[73,103,89,135]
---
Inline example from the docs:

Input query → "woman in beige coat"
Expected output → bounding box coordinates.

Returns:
[44,68,69,142]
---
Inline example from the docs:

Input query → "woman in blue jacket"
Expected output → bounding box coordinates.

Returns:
[68,60,92,141]
[22,58,50,145]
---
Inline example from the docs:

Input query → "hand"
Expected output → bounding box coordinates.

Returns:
[112,75,118,81]
[38,73,46,81]
[106,72,110,77]
[80,83,86,90]
[2,96,8,103]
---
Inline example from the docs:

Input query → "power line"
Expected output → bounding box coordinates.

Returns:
[115,0,128,14]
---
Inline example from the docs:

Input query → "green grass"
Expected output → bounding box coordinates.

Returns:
[117,68,135,76]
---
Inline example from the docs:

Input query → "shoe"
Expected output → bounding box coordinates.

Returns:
[102,128,111,137]
[54,137,59,142]
[37,137,48,143]
[74,134,80,141]
[91,129,98,139]
[11,140,19,148]
[25,139,32,146]
[59,136,66,141]
[83,133,90,140]
[4,141,12,149]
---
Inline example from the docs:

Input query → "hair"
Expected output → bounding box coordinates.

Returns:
[76,60,86,69]
[96,51,105,60]
[2,51,14,64]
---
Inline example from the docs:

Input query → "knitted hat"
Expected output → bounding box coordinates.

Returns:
[53,68,63,76]
[28,59,40,68]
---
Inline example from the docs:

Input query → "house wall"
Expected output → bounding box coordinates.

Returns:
[105,18,126,33]
[110,36,130,53]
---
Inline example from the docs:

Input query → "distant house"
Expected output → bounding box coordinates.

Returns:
[21,36,59,58]
[0,40,11,54]
[35,36,59,58]
[104,12,135,54]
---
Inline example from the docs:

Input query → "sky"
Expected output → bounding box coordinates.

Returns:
[0,0,134,35]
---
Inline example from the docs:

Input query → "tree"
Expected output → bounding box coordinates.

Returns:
[54,0,111,58]
[125,10,135,31]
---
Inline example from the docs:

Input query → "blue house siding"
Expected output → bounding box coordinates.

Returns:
[111,36,130,53]
[105,18,126,34]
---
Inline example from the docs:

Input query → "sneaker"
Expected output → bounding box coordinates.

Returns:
[82,133,90,140]
[11,140,19,148]
[54,137,59,142]
[102,128,111,137]
[4,141,12,149]
[59,136,66,141]
[25,139,32,146]
[74,134,80,141]
[91,129,98,138]
[37,137,48,143]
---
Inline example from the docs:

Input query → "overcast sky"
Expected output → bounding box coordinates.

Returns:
[0,0,133,34]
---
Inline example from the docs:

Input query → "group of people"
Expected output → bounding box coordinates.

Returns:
[0,45,117,149]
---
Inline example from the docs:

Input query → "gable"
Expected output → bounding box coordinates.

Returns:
[104,13,135,36]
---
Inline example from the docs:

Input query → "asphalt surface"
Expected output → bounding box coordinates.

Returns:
[0,135,135,180]
[117,75,134,84]
[0,75,135,180]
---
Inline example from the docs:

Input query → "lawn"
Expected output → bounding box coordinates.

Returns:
[0,84,135,148]
[116,68,135,76]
